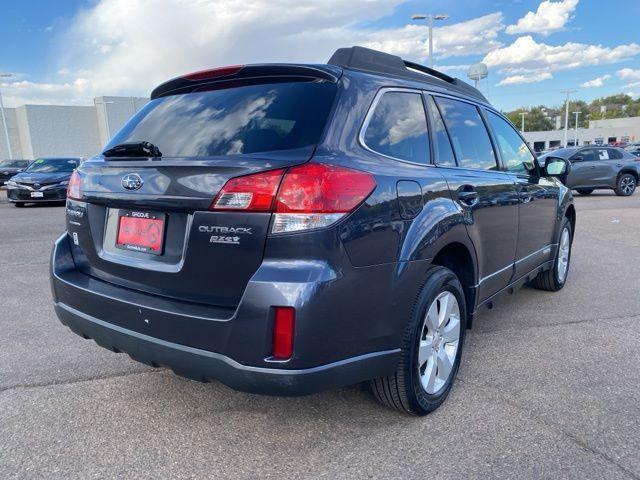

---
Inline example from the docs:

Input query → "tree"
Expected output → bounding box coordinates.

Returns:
[505,106,555,132]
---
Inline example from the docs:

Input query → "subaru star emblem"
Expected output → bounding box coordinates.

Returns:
[122,173,143,191]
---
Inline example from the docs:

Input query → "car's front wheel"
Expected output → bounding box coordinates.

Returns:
[370,266,466,415]
[14,202,24,208]
[615,173,636,196]
[576,188,593,195]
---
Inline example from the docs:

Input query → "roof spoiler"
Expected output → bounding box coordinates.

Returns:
[328,46,485,101]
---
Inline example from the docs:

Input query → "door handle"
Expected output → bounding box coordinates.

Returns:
[457,185,479,207]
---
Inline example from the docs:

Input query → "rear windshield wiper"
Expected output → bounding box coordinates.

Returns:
[103,141,162,158]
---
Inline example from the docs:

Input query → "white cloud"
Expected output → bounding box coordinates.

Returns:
[506,0,579,36]
[580,74,611,88]
[626,92,640,99]
[617,68,640,81]
[497,71,552,86]
[2,1,506,107]
[484,35,640,75]
[361,13,504,61]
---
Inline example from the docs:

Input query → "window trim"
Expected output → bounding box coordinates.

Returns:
[358,87,433,167]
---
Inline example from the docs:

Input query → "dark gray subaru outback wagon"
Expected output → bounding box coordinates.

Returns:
[51,47,575,415]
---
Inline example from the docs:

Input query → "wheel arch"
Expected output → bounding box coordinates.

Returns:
[618,169,639,182]
[564,204,576,239]
[431,241,477,328]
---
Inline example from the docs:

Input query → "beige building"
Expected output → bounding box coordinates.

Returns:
[0,96,148,160]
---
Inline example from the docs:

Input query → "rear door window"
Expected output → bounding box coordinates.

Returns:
[362,91,430,164]
[104,82,337,158]
[435,97,498,171]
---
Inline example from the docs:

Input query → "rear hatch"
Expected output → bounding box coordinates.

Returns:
[68,68,339,307]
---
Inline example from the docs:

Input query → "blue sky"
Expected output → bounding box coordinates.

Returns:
[1,0,639,111]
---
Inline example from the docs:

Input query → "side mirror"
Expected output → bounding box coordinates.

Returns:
[545,157,570,178]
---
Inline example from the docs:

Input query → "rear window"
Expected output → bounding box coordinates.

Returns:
[104,82,336,158]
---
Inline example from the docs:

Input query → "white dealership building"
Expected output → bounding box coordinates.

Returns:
[0,96,148,160]
[523,116,640,152]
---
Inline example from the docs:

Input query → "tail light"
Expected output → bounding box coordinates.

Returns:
[67,171,81,200]
[211,163,376,233]
[211,169,285,211]
[273,163,376,234]
[272,307,295,360]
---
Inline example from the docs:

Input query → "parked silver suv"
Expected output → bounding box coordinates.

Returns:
[539,146,639,196]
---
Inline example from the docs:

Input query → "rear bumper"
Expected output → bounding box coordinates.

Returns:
[54,302,398,395]
[50,233,401,395]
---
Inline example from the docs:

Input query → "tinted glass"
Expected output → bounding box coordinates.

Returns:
[25,158,78,173]
[435,97,497,170]
[0,160,28,168]
[363,91,430,164]
[608,148,623,160]
[104,82,336,158]
[571,149,594,162]
[425,96,456,167]
[486,111,536,174]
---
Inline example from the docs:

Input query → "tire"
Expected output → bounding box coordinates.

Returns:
[530,218,572,292]
[370,266,466,415]
[614,173,636,196]
[576,189,593,195]
[14,202,24,208]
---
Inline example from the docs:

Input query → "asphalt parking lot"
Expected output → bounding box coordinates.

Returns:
[1,189,639,479]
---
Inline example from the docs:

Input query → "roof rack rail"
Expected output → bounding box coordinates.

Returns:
[328,46,486,102]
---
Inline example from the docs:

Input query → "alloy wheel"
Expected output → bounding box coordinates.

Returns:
[418,291,461,394]
[620,176,635,195]
[557,227,570,283]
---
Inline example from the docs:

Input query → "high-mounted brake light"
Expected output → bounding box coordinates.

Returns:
[211,168,285,211]
[67,170,81,200]
[210,163,376,234]
[272,307,295,360]
[182,65,244,81]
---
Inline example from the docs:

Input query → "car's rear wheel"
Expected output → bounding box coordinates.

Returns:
[530,218,572,292]
[370,266,466,415]
[14,202,24,208]
[576,188,593,195]
[615,174,636,196]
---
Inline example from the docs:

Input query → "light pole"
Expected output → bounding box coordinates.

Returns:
[572,111,581,146]
[560,89,576,147]
[94,98,115,143]
[519,111,529,132]
[0,73,13,159]
[411,13,449,68]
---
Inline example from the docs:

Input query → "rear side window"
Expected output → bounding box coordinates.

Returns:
[104,82,336,158]
[425,96,456,167]
[486,111,536,174]
[362,91,430,164]
[608,148,623,160]
[435,97,497,171]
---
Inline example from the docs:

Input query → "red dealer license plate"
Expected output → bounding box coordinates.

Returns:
[116,211,165,255]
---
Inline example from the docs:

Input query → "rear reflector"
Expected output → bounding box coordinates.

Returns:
[182,65,244,81]
[67,170,81,200]
[272,307,295,360]
[211,168,285,211]
[210,163,376,233]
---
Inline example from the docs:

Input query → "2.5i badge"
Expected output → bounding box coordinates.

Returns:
[199,225,253,245]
